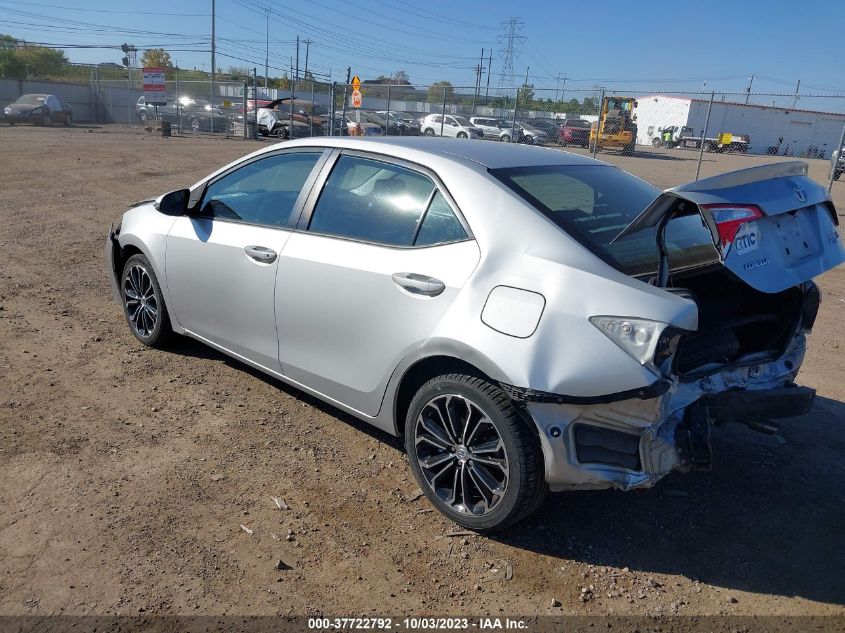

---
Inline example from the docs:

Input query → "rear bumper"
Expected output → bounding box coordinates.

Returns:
[522,333,810,491]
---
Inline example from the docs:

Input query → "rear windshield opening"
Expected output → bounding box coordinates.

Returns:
[490,164,719,277]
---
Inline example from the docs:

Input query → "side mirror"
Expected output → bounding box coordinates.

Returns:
[155,189,190,216]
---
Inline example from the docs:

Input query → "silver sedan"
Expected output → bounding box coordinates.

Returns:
[107,138,844,531]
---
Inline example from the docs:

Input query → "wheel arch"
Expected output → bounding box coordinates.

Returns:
[387,344,522,438]
[113,233,182,333]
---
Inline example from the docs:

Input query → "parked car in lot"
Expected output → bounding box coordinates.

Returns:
[374,111,421,135]
[4,93,72,126]
[420,114,483,139]
[107,138,843,531]
[136,96,231,133]
[526,118,561,138]
[499,122,548,144]
[558,118,592,147]
[469,116,509,139]
[332,113,384,137]
[255,99,327,138]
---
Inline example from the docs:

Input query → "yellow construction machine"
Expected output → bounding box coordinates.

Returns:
[589,96,638,155]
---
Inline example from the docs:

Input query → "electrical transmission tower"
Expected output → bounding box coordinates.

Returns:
[496,17,525,94]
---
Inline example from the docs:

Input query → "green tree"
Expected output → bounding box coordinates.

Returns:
[517,82,535,105]
[140,48,173,69]
[428,80,454,103]
[0,36,68,78]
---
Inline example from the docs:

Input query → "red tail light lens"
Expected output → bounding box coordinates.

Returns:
[701,203,764,253]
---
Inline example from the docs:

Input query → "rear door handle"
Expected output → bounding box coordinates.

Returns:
[391,272,445,297]
[244,245,277,263]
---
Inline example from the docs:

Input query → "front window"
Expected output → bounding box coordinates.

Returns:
[200,152,323,226]
[452,116,471,126]
[490,165,718,277]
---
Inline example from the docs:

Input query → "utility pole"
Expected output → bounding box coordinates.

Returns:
[745,73,754,104]
[484,50,492,103]
[211,0,216,128]
[792,79,800,109]
[295,36,300,85]
[264,8,270,89]
[303,38,312,83]
[476,48,484,102]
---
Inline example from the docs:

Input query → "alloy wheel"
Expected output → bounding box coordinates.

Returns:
[123,264,158,338]
[414,394,509,516]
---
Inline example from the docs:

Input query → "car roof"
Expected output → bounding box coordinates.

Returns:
[282,136,603,169]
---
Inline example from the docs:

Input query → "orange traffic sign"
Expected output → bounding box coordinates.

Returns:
[351,89,362,108]
[351,75,361,91]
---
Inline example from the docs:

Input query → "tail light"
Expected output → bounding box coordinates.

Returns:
[700,203,764,254]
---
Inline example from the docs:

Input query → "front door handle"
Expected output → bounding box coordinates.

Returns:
[391,272,445,297]
[244,245,277,263]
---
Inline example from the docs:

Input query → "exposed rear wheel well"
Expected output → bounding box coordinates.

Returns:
[393,356,492,436]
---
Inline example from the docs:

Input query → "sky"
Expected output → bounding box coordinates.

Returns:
[2,0,844,98]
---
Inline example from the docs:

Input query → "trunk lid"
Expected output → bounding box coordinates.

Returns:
[613,161,844,293]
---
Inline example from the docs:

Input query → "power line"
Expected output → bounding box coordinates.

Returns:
[0,0,208,17]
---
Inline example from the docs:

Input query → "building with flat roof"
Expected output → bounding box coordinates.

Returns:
[635,94,845,158]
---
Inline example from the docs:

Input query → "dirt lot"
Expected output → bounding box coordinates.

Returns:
[1,125,844,619]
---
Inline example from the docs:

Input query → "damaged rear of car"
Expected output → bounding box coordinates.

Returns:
[493,160,843,492]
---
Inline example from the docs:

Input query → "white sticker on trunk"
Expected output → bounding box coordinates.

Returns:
[733,223,759,255]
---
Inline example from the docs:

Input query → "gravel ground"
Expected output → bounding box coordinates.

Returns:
[1,125,844,619]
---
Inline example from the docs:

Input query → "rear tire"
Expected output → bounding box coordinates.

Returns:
[424,127,435,136]
[405,373,547,533]
[65,113,72,126]
[120,254,173,348]
[500,134,511,143]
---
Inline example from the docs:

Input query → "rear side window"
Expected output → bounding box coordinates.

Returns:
[308,155,469,247]
[309,155,435,246]
[491,164,717,276]
[415,191,467,246]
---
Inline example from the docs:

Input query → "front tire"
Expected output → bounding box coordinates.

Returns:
[457,131,468,139]
[500,134,511,143]
[121,254,173,348]
[405,374,547,532]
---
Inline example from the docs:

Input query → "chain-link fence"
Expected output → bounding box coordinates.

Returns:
[81,76,845,188]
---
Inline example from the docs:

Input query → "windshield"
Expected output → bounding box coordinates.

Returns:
[490,164,719,277]
[15,95,47,105]
[453,116,471,126]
